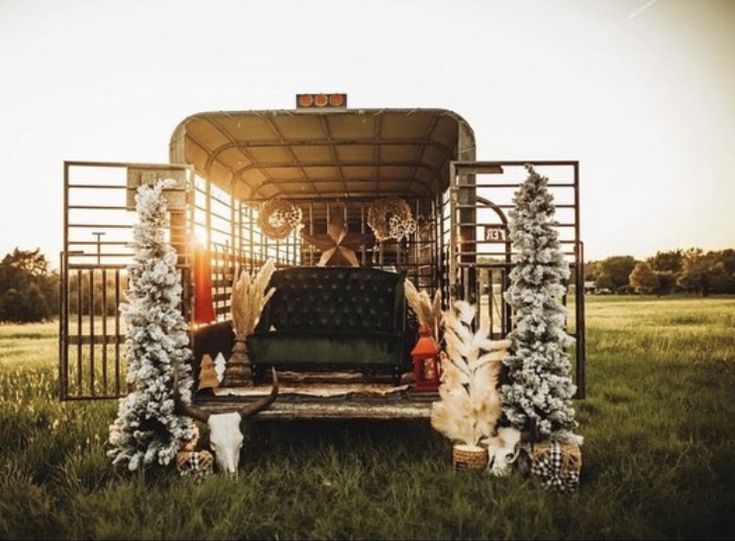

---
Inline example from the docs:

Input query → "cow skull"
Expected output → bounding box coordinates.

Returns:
[175,368,279,475]
[484,426,522,477]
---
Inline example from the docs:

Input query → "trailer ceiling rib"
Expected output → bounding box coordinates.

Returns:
[169,109,475,201]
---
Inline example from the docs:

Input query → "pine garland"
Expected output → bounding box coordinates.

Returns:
[501,165,581,445]
[108,180,196,471]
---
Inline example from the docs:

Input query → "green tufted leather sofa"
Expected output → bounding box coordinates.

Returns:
[248,267,411,381]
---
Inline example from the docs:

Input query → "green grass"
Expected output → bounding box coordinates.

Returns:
[1,296,734,539]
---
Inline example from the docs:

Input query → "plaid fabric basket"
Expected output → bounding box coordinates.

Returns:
[176,449,214,480]
[531,442,581,493]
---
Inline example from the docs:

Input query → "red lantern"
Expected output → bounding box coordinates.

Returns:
[411,324,440,392]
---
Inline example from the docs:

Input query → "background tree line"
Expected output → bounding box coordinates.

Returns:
[1,245,733,323]
[0,248,59,322]
[0,247,125,323]
[586,248,735,296]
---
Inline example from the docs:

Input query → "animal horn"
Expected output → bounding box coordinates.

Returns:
[172,371,210,423]
[239,368,279,419]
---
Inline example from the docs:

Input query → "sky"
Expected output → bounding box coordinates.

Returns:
[0,0,733,263]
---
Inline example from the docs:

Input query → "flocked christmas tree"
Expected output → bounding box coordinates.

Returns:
[501,165,581,445]
[108,179,196,471]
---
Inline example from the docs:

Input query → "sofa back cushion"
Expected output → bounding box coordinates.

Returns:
[255,267,406,334]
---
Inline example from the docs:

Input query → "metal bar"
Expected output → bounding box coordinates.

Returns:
[68,205,129,210]
[186,172,196,329]
[244,191,434,203]
[58,254,67,400]
[68,264,139,270]
[243,195,434,205]
[65,253,135,258]
[212,244,219,319]
[203,137,454,161]
[115,270,121,396]
[457,258,574,268]
[236,199,243,272]
[76,270,82,393]
[89,269,95,396]
[68,241,132,246]
[235,160,438,175]
[452,160,578,167]
[456,239,577,245]
[448,163,457,303]
[101,269,108,394]
[456,222,576,227]
[66,160,191,169]
[455,183,575,188]
[574,162,586,399]
[67,184,127,190]
[69,224,134,229]
[413,199,420,283]
[455,204,577,209]
[61,162,70,399]
[309,203,315,266]
[249,206,255,272]
[431,200,437,292]
[68,185,187,191]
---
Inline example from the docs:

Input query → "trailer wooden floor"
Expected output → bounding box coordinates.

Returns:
[193,380,438,420]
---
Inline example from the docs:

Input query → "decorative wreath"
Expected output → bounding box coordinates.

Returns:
[257,199,303,240]
[367,198,417,241]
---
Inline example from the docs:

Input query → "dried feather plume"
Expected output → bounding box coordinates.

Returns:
[430,301,510,447]
[404,278,442,340]
[230,259,276,339]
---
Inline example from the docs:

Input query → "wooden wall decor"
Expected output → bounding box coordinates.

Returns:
[301,213,370,267]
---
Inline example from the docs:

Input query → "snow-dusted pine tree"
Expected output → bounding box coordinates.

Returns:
[108,179,196,471]
[501,165,581,445]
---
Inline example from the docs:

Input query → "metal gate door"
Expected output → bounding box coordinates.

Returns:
[447,161,586,398]
[59,161,193,400]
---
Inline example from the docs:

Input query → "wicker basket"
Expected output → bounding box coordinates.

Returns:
[532,442,582,474]
[452,444,488,471]
[531,442,582,491]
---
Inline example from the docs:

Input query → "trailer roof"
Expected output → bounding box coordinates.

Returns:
[169,108,475,202]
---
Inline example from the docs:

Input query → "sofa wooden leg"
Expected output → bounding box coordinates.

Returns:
[392,367,402,386]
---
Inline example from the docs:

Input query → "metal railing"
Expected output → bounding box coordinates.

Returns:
[448,161,586,398]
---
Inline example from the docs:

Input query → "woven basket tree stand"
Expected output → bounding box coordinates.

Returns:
[531,442,582,491]
[452,444,489,471]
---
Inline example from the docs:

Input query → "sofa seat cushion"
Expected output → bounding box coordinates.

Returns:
[247,331,406,368]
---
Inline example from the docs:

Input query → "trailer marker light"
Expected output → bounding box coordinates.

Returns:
[296,93,347,108]
[297,94,314,107]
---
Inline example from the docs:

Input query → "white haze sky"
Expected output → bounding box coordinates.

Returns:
[0,0,733,263]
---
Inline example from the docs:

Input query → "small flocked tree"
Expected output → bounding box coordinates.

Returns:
[501,165,581,444]
[108,180,196,470]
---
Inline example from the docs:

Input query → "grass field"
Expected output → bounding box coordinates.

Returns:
[1,296,734,540]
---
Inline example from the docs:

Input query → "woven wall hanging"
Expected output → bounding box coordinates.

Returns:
[366,198,417,241]
[257,199,303,240]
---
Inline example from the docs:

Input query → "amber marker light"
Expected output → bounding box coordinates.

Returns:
[297,94,314,107]
[296,93,347,108]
